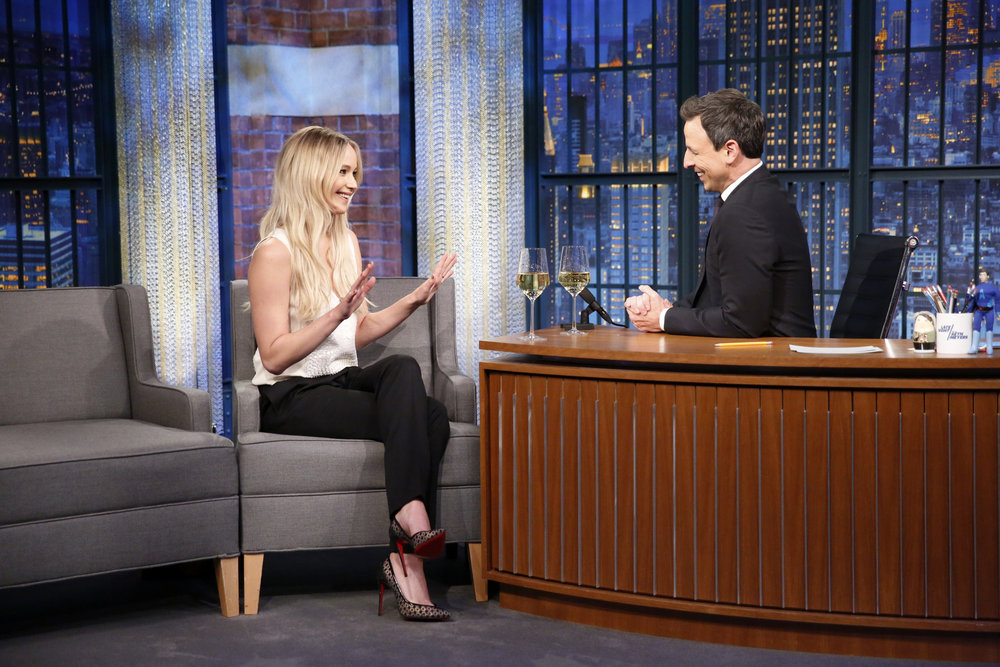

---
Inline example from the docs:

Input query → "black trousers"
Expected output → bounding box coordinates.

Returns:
[258,355,450,522]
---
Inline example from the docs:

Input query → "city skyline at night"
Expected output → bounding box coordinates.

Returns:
[0,0,100,290]
[536,0,1000,336]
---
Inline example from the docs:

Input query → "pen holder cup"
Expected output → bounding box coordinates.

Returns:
[935,313,974,354]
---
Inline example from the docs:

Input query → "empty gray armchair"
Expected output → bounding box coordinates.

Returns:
[0,285,240,616]
[231,277,483,614]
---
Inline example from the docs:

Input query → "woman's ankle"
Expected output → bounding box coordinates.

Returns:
[394,499,431,534]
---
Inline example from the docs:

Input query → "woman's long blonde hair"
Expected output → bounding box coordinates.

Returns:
[258,126,367,322]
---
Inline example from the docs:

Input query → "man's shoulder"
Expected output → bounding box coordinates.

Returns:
[727,168,794,210]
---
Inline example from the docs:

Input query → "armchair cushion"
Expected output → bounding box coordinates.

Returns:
[237,420,479,496]
[0,419,237,525]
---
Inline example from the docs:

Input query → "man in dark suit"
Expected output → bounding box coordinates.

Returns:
[625,89,817,338]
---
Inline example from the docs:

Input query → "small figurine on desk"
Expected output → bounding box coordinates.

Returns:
[964,269,999,354]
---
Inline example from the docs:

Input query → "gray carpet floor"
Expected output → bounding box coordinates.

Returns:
[0,548,980,666]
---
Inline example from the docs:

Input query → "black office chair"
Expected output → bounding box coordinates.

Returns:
[829,233,919,339]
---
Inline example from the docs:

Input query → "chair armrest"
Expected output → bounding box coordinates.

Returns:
[433,367,477,424]
[115,284,213,432]
[131,380,214,432]
[234,379,261,435]
[429,278,476,423]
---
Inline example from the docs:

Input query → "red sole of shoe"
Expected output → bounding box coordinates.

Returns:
[413,532,446,559]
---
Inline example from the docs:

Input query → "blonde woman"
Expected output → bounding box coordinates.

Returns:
[248,126,458,621]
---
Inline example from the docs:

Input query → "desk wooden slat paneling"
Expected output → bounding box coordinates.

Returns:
[479,329,1000,662]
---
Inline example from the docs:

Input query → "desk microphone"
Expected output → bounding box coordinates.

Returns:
[579,287,620,326]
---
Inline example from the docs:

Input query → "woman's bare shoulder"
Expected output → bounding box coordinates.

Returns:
[253,236,291,261]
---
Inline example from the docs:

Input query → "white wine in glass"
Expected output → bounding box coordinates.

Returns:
[517,248,550,341]
[558,245,590,335]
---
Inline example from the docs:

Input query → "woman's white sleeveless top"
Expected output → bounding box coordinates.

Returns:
[251,228,358,385]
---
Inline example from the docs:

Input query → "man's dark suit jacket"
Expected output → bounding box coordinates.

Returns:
[662,166,817,338]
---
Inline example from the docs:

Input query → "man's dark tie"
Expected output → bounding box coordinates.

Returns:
[713,196,723,216]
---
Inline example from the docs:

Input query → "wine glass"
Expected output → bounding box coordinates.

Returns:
[517,248,550,341]
[558,245,590,336]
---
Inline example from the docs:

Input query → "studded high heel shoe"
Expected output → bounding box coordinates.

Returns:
[390,518,446,576]
[377,557,450,621]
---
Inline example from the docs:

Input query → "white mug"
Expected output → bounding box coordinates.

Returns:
[935,313,974,354]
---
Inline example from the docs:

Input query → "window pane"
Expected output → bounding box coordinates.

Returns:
[599,0,623,67]
[570,72,596,172]
[40,0,65,67]
[68,0,91,68]
[699,1,726,60]
[830,0,852,53]
[763,2,791,58]
[12,0,37,65]
[75,189,99,285]
[656,183,678,288]
[569,0,594,67]
[946,0,979,46]
[698,63,725,95]
[655,0,677,63]
[601,185,624,284]
[626,70,651,170]
[828,56,851,168]
[696,190,713,277]
[537,184,565,324]
[907,51,941,166]
[987,1,1000,43]
[543,73,569,172]
[982,48,1000,164]
[941,179,976,287]
[0,70,13,176]
[0,190,16,289]
[16,67,41,177]
[598,70,623,171]
[45,69,69,177]
[627,0,652,66]
[874,0,907,50]
[872,181,905,235]
[762,59,790,169]
[907,180,941,286]
[655,67,677,170]
[980,180,1000,277]
[48,190,72,286]
[794,60,825,169]
[944,49,977,165]
[910,0,942,47]
[728,62,759,99]
[72,71,96,175]
[594,286,628,325]
[873,53,905,166]
[20,189,45,288]
[627,184,653,285]
[728,0,759,59]
[543,0,568,71]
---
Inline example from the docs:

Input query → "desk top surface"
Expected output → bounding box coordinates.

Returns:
[480,326,1000,373]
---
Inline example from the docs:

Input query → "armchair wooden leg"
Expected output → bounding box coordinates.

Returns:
[214,556,240,617]
[467,542,488,602]
[243,553,264,615]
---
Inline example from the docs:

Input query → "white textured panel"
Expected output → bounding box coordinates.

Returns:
[413,0,525,405]
[228,44,399,117]
[111,0,223,426]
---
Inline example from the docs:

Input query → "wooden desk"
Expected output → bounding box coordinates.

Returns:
[478,327,999,661]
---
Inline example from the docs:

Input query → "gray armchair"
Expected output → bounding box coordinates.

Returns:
[230,277,483,614]
[0,285,240,616]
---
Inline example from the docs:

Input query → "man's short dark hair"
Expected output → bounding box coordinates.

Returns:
[679,88,766,159]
